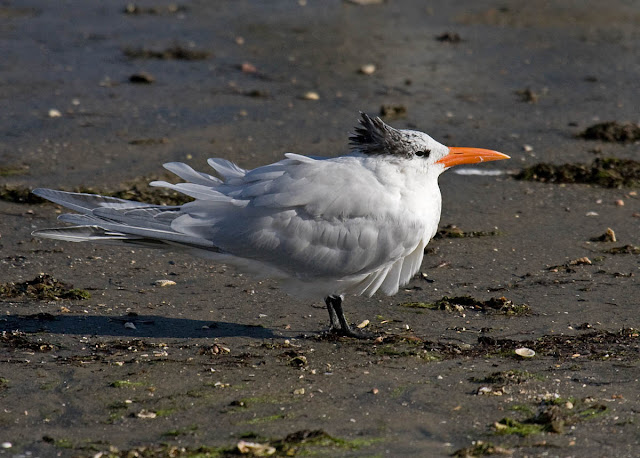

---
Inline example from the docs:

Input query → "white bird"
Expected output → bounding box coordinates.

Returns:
[32,113,509,337]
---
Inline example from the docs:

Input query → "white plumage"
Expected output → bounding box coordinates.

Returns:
[33,113,508,337]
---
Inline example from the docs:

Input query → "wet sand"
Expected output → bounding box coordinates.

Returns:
[1,1,639,456]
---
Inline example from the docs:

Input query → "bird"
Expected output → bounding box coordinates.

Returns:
[32,113,509,338]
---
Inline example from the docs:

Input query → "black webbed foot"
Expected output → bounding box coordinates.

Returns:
[324,295,374,339]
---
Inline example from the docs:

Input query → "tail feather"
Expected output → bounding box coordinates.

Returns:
[207,158,247,179]
[163,162,222,186]
[32,226,139,243]
[32,188,152,214]
[32,188,218,251]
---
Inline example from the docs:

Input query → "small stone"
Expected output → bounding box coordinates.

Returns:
[1,442,11,449]
[301,91,320,100]
[293,388,305,395]
[359,64,376,75]
[436,32,462,43]
[371,388,379,395]
[136,409,157,419]
[592,227,616,242]
[240,62,257,73]
[615,199,624,206]
[48,109,62,118]
[154,279,176,287]
[129,72,155,84]
[523,144,533,152]
[124,322,137,330]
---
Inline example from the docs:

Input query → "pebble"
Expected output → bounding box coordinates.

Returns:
[129,72,155,84]
[359,64,376,75]
[154,279,176,287]
[615,199,624,206]
[301,91,319,100]
[240,62,257,73]
[604,227,617,242]
[124,322,137,330]
[1,442,11,449]
[48,109,62,118]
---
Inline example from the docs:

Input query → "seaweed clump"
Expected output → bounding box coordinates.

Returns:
[0,174,192,206]
[0,274,90,301]
[123,45,210,61]
[515,157,640,188]
[401,295,530,316]
[579,122,640,143]
[435,224,501,239]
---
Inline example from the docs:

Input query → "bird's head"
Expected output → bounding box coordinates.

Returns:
[349,112,509,170]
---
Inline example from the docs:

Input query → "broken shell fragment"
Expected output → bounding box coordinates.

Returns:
[236,440,275,456]
[136,409,157,419]
[356,319,370,329]
[515,347,535,358]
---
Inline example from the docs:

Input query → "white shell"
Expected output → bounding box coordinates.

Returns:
[515,347,535,358]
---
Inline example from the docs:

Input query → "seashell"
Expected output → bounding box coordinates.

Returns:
[515,347,535,358]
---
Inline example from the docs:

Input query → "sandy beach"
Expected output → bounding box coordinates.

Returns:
[1,1,639,456]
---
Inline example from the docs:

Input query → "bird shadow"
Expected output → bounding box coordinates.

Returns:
[0,313,277,339]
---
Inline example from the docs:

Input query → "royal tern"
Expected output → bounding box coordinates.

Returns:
[32,113,509,337]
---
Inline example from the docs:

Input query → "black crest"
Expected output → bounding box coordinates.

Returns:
[349,112,411,157]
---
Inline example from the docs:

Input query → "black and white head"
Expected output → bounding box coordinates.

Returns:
[349,112,509,169]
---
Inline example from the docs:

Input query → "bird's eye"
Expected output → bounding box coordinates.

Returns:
[415,149,431,158]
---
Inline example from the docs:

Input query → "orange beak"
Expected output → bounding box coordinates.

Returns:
[436,147,510,168]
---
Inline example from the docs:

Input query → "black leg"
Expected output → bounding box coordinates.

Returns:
[323,295,371,339]
[325,295,340,329]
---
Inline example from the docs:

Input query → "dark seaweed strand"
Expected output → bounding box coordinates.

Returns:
[349,112,413,157]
